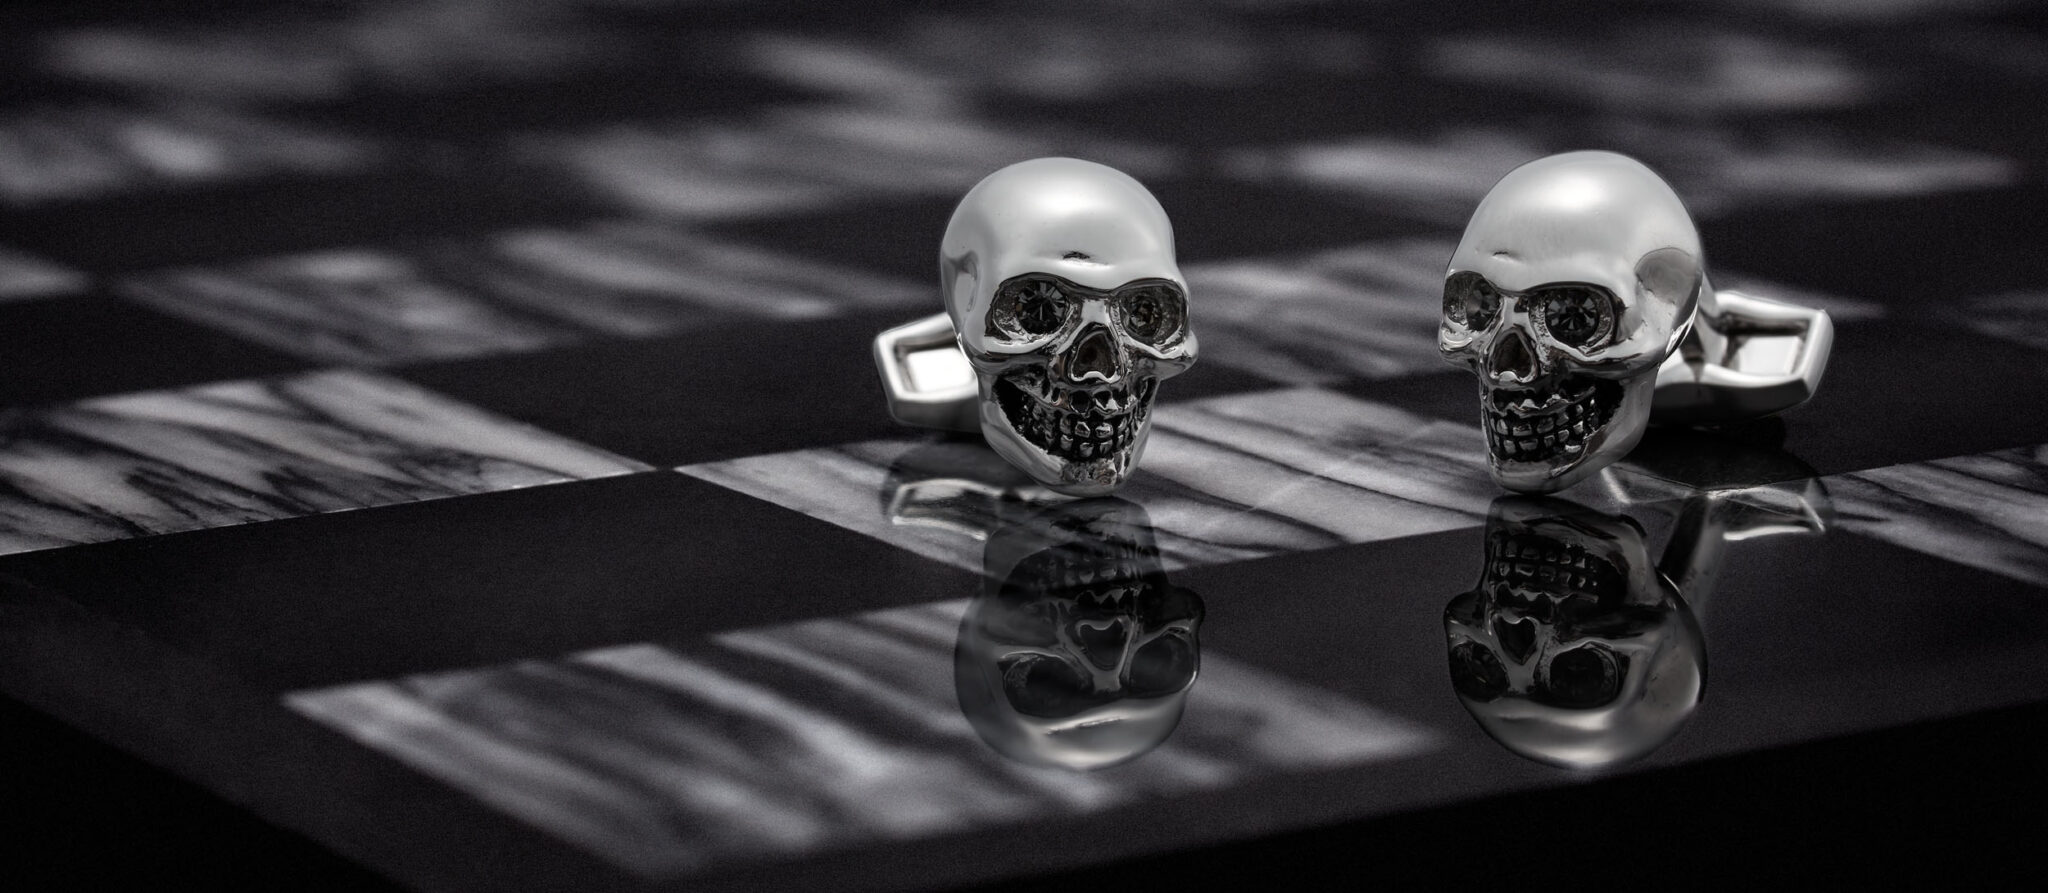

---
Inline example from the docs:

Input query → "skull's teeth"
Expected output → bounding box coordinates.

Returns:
[1485,531,1620,599]
[1002,373,1154,463]
[1483,379,1617,463]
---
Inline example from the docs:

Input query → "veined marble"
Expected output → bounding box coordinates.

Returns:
[40,2,623,103]
[683,387,1507,573]
[737,15,1373,107]
[0,370,649,556]
[287,600,1434,878]
[1428,28,1875,115]
[0,246,86,301]
[0,102,378,206]
[1831,444,2048,587]
[518,105,1179,220]
[117,222,925,365]
[1230,121,2014,223]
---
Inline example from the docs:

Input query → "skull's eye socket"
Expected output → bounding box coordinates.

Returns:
[1540,644,1623,709]
[1118,284,1186,347]
[1450,641,1509,701]
[1533,285,1616,349]
[989,278,1071,341]
[1127,630,1197,697]
[999,654,1112,717]
[1443,272,1498,332]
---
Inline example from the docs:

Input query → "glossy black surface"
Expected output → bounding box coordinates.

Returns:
[3,0,2048,889]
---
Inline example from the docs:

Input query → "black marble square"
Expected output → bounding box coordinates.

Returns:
[0,470,972,692]
[0,290,310,408]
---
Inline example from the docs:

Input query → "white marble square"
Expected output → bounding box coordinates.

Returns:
[1228,122,2015,223]
[0,102,378,206]
[1427,27,1877,115]
[683,387,1504,573]
[737,13,1372,107]
[517,105,1179,221]
[0,369,651,556]
[40,4,621,103]
[288,599,1435,878]
[1831,444,2048,587]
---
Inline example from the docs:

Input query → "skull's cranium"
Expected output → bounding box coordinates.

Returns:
[1440,151,1702,493]
[1444,497,1704,770]
[956,499,1203,770]
[944,157,1198,497]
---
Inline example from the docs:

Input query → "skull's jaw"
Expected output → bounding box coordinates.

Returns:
[1485,375,1652,493]
[982,369,1158,496]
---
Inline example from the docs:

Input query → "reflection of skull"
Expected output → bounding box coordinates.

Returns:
[956,499,1203,770]
[1440,151,1702,493]
[943,157,1198,497]
[1444,497,1704,770]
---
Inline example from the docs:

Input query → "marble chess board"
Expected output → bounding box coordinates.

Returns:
[3,1,2047,889]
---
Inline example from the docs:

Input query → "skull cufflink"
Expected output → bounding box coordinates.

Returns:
[875,157,1198,497]
[1440,151,1835,494]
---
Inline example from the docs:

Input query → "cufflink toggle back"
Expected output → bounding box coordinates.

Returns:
[1439,150,1834,494]
[876,157,1197,497]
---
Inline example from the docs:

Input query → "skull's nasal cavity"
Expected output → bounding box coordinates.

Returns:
[1066,326,1123,384]
[1077,618,1127,670]
[1490,329,1540,384]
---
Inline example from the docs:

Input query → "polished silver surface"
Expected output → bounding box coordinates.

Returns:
[1653,287,1835,424]
[876,157,1197,496]
[1440,150,1833,493]
[957,499,1202,770]
[1445,498,1705,770]
[1445,472,1831,770]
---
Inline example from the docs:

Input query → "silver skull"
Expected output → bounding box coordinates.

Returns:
[1444,497,1704,770]
[943,157,1198,497]
[955,499,1203,770]
[1440,151,1702,493]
